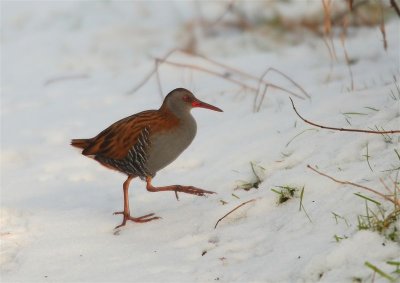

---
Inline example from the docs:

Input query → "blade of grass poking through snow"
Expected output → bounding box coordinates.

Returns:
[332,212,350,227]
[285,128,318,147]
[342,112,368,116]
[364,106,379,112]
[365,261,395,282]
[271,188,283,195]
[232,193,240,199]
[363,142,374,172]
[386,261,400,273]
[354,193,382,205]
[299,186,312,223]
[394,149,400,161]
[365,200,372,228]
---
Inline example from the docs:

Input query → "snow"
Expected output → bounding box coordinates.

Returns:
[1,1,399,282]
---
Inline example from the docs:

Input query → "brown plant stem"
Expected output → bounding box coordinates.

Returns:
[307,165,399,205]
[390,0,400,17]
[290,98,400,134]
[214,199,256,229]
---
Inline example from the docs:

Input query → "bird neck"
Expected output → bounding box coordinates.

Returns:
[159,103,193,121]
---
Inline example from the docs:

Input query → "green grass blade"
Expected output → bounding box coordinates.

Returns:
[365,261,395,282]
[354,193,381,205]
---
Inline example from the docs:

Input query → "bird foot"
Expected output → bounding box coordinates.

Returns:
[174,185,216,200]
[147,184,215,201]
[146,177,216,200]
[113,212,161,229]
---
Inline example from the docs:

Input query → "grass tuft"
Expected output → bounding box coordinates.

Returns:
[355,193,399,242]
[235,162,265,191]
[271,185,312,222]
[271,185,297,204]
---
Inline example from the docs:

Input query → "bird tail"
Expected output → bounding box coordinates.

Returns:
[71,138,91,150]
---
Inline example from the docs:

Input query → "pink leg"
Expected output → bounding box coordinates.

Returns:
[114,176,160,229]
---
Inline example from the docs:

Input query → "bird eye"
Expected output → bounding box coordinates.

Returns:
[182,95,191,102]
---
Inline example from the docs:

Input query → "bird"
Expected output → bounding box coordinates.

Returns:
[71,88,223,228]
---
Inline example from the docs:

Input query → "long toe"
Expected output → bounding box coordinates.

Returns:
[115,220,127,229]
[182,186,216,196]
[128,213,161,223]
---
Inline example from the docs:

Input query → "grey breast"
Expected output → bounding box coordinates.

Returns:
[146,114,197,175]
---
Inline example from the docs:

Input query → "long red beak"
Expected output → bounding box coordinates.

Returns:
[192,99,223,112]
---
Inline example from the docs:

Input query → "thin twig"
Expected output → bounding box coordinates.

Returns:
[44,74,89,86]
[257,68,310,99]
[389,175,400,191]
[157,59,307,100]
[157,59,256,91]
[379,0,388,51]
[390,0,400,17]
[340,16,354,91]
[255,84,268,113]
[127,48,178,95]
[198,53,310,100]
[285,128,319,148]
[290,98,400,134]
[254,67,310,111]
[214,199,256,229]
[322,0,338,61]
[208,0,235,28]
[307,164,399,205]
[379,178,392,194]
[155,59,164,98]
[127,48,309,103]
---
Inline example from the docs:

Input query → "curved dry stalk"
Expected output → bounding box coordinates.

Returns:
[379,178,392,194]
[157,59,257,92]
[378,0,388,51]
[290,98,400,134]
[128,48,309,104]
[127,48,178,95]
[197,53,310,99]
[44,74,89,86]
[307,165,399,205]
[254,67,310,111]
[390,0,400,17]
[256,67,310,99]
[214,199,256,229]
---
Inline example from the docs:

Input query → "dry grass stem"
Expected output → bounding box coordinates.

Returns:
[155,59,257,92]
[390,0,400,17]
[290,98,400,134]
[379,178,393,194]
[379,0,388,51]
[322,0,338,61]
[127,48,178,95]
[128,49,309,107]
[44,74,89,86]
[340,17,354,91]
[307,165,400,206]
[214,199,256,229]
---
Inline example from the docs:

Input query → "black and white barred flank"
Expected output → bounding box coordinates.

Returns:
[95,127,153,179]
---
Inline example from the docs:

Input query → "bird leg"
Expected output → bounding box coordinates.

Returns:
[114,176,160,229]
[146,177,216,200]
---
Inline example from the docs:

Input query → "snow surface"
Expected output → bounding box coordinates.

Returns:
[1,1,400,282]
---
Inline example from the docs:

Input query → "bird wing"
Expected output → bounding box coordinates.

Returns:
[82,109,180,160]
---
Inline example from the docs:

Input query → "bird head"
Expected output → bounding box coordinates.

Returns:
[162,88,223,114]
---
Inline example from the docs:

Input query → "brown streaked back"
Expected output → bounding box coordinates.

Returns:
[79,109,180,160]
